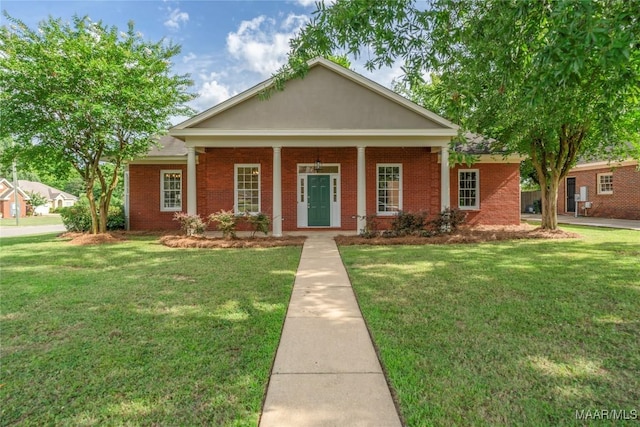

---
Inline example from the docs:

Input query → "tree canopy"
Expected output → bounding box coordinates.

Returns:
[278,0,640,229]
[0,13,195,233]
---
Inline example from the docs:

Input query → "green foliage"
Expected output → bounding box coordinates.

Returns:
[428,208,467,235]
[173,212,207,237]
[281,0,640,229]
[245,212,271,238]
[25,191,48,209]
[209,210,238,239]
[390,210,427,236]
[0,13,195,233]
[59,198,124,232]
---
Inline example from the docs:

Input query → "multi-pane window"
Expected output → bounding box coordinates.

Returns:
[235,165,260,213]
[160,170,182,211]
[377,164,402,214]
[597,173,613,194]
[458,169,479,210]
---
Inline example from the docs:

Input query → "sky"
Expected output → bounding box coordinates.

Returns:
[1,0,404,121]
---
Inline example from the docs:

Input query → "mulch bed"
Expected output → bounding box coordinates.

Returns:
[60,232,128,246]
[159,235,307,248]
[334,224,580,246]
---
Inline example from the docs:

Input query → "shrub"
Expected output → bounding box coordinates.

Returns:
[245,212,270,237]
[209,210,238,239]
[59,198,125,232]
[358,214,380,238]
[173,212,207,237]
[391,210,427,236]
[59,199,92,232]
[428,208,467,234]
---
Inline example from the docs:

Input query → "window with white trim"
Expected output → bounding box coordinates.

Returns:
[377,164,402,215]
[597,172,613,194]
[235,164,260,213]
[160,170,182,211]
[458,169,479,210]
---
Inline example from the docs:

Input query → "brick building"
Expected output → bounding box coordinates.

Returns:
[126,58,522,233]
[558,159,639,220]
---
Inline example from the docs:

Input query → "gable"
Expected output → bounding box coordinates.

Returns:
[192,64,447,130]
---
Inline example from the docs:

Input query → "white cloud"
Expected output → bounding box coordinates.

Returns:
[226,14,308,77]
[190,72,235,113]
[182,52,197,63]
[164,7,189,30]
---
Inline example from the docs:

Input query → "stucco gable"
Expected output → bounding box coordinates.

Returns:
[179,58,455,131]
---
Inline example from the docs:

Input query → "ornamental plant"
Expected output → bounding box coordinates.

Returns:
[173,212,207,237]
[209,210,238,239]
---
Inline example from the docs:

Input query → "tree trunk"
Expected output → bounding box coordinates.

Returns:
[85,185,99,235]
[540,178,559,230]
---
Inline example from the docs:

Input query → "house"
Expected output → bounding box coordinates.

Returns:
[17,180,79,215]
[558,159,639,220]
[0,178,30,218]
[126,57,522,234]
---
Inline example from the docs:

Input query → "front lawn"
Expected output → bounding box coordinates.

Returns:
[339,226,640,426]
[1,234,301,426]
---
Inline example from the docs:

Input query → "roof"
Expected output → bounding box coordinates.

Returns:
[0,178,31,200]
[17,180,78,201]
[453,132,508,155]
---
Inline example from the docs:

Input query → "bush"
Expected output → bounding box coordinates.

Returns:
[209,210,238,239]
[173,213,207,237]
[358,214,380,238]
[59,199,92,232]
[59,198,125,232]
[428,208,467,234]
[391,211,427,236]
[245,212,270,237]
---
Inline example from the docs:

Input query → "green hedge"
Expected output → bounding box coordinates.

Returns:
[59,199,125,232]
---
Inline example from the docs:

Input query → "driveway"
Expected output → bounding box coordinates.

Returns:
[522,214,640,231]
[0,224,67,238]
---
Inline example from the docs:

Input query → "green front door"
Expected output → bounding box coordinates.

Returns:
[308,175,331,226]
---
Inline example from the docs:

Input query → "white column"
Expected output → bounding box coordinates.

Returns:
[272,146,283,237]
[357,146,366,233]
[440,145,450,211]
[187,146,197,215]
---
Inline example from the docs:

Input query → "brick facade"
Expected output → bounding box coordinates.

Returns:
[128,147,521,231]
[557,164,640,220]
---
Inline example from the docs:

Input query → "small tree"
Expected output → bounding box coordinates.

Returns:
[25,191,48,215]
[0,13,194,233]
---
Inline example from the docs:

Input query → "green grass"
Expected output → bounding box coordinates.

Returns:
[1,234,301,426]
[339,226,640,426]
[0,214,63,227]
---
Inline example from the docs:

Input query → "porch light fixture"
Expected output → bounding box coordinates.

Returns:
[314,158,322,171]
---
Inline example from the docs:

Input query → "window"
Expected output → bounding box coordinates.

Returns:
[597,173,613,194]
[161,170,182,211]
[235,164,260,213]
[377,164,402,215]
[458,169,479,210]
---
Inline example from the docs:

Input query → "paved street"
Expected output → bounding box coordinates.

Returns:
[0,224,66,238]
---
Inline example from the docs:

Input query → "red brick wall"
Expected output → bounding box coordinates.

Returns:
[0,193,29,218]
[558,165,640,220]
[128,148,522,230]
[449,163,521,226]
[128,164,187,231]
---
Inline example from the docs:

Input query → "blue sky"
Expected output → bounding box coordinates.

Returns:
[1,0,403,119]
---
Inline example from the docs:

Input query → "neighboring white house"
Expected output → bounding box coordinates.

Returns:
[17,180,79,214]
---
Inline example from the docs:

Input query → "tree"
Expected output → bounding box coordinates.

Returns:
[25,191,49,215]
[277,0,640,229]
[0,14,194,233]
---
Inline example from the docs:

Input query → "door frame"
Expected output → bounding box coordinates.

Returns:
[566,176,576,213]
[297,164,341,228]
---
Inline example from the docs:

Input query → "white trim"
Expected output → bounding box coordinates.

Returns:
[234,164,261,214]
[296,163,341,228]
[376,163,403,216]
[437,153,525,164]
[128,158,188,165]
[160,169,182,212]
[171,129,457,138]
[597,172,613,195]
[180,136,451,149]
[458,169,480,210]
[187,147,197,215]
[272,148,282,237]
[572,159,637,171]
[173,57,458,131]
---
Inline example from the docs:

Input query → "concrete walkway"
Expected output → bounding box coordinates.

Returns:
[260,234,402,427]
[522,214,640,230]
